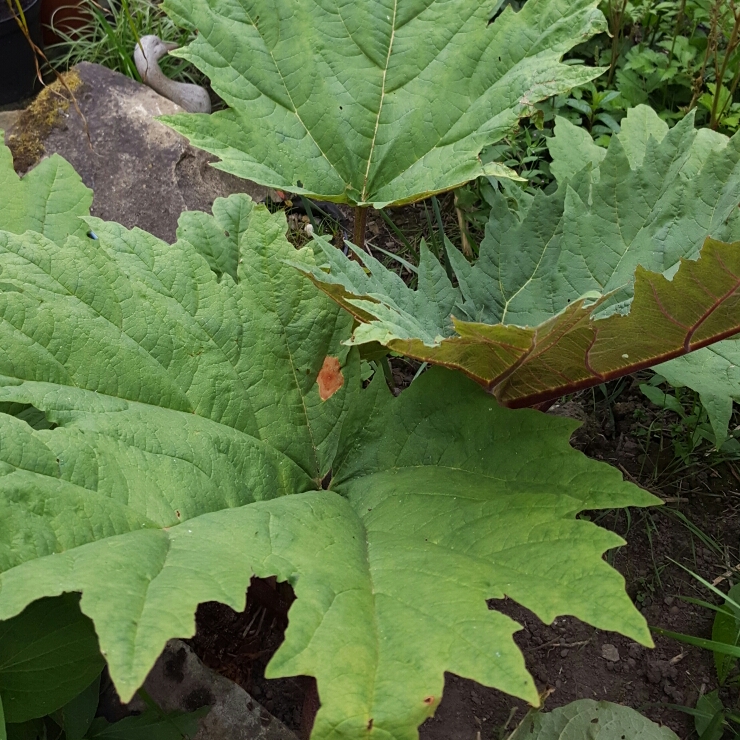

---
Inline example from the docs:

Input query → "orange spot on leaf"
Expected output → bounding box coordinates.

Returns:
[317,356,344,401]
[423,696,435,706]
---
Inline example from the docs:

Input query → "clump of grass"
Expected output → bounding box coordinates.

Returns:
[45,0,204,86]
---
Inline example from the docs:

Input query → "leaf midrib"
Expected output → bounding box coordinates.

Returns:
[360,0,397,203]
[239,7,340,191]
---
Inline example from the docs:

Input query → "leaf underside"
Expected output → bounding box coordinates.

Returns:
[0,142,656,740]
[656,341,740,443]
[547,106,740,439]
[159,0,606,206]
[296,109,740,408]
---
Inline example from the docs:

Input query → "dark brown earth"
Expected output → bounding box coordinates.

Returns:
[189,370,740,740]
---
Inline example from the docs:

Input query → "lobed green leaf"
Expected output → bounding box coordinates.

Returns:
[0,151,657,739]
[0,138,92,242]
[159,0,606,206]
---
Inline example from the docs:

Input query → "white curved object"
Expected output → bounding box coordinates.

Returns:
[134,35,211,114]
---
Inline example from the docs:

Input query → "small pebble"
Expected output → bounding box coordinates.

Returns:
[670,605,680,615]
[601,644,620,662]
[560,649,569,658]
[664,596,674,606]
[555,679,563,689]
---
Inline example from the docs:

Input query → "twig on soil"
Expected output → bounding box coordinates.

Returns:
[617,464,669,499]
[560,639,591,648]
[712,563,740,586]
[527,638,591,653]
[616,463,709,502]
[669,650,688,665]
[538,686,556,704]
[241,607,262,638]
[728,462,740,486]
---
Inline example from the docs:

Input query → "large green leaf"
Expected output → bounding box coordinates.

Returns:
[656,340,740,445]
[0,166,657,738]
[509,699,679,739]
[5,719,43,740]
[297,110,740,407]
[0,138,91,241]
[85,706,208,740]
[159,0,606,207]
[0,595,104,723]
[53,675,101,740]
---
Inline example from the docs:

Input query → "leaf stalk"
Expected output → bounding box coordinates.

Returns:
[353,205,369,250]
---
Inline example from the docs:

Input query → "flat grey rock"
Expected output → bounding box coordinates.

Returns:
[4,63,266,243]
[143,640,298,740]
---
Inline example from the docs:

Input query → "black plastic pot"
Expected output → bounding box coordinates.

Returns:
[0,0,43,106]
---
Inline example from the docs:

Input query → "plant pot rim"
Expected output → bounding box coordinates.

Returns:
[0,0,41,34]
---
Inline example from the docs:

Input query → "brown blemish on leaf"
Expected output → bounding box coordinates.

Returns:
[423,696,435,705]
[366,718,373,730]
[317,356,343,401]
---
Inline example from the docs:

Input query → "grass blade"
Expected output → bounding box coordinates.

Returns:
[652,627,740,658]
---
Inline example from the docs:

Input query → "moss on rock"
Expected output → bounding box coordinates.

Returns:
[6,68,83,173]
